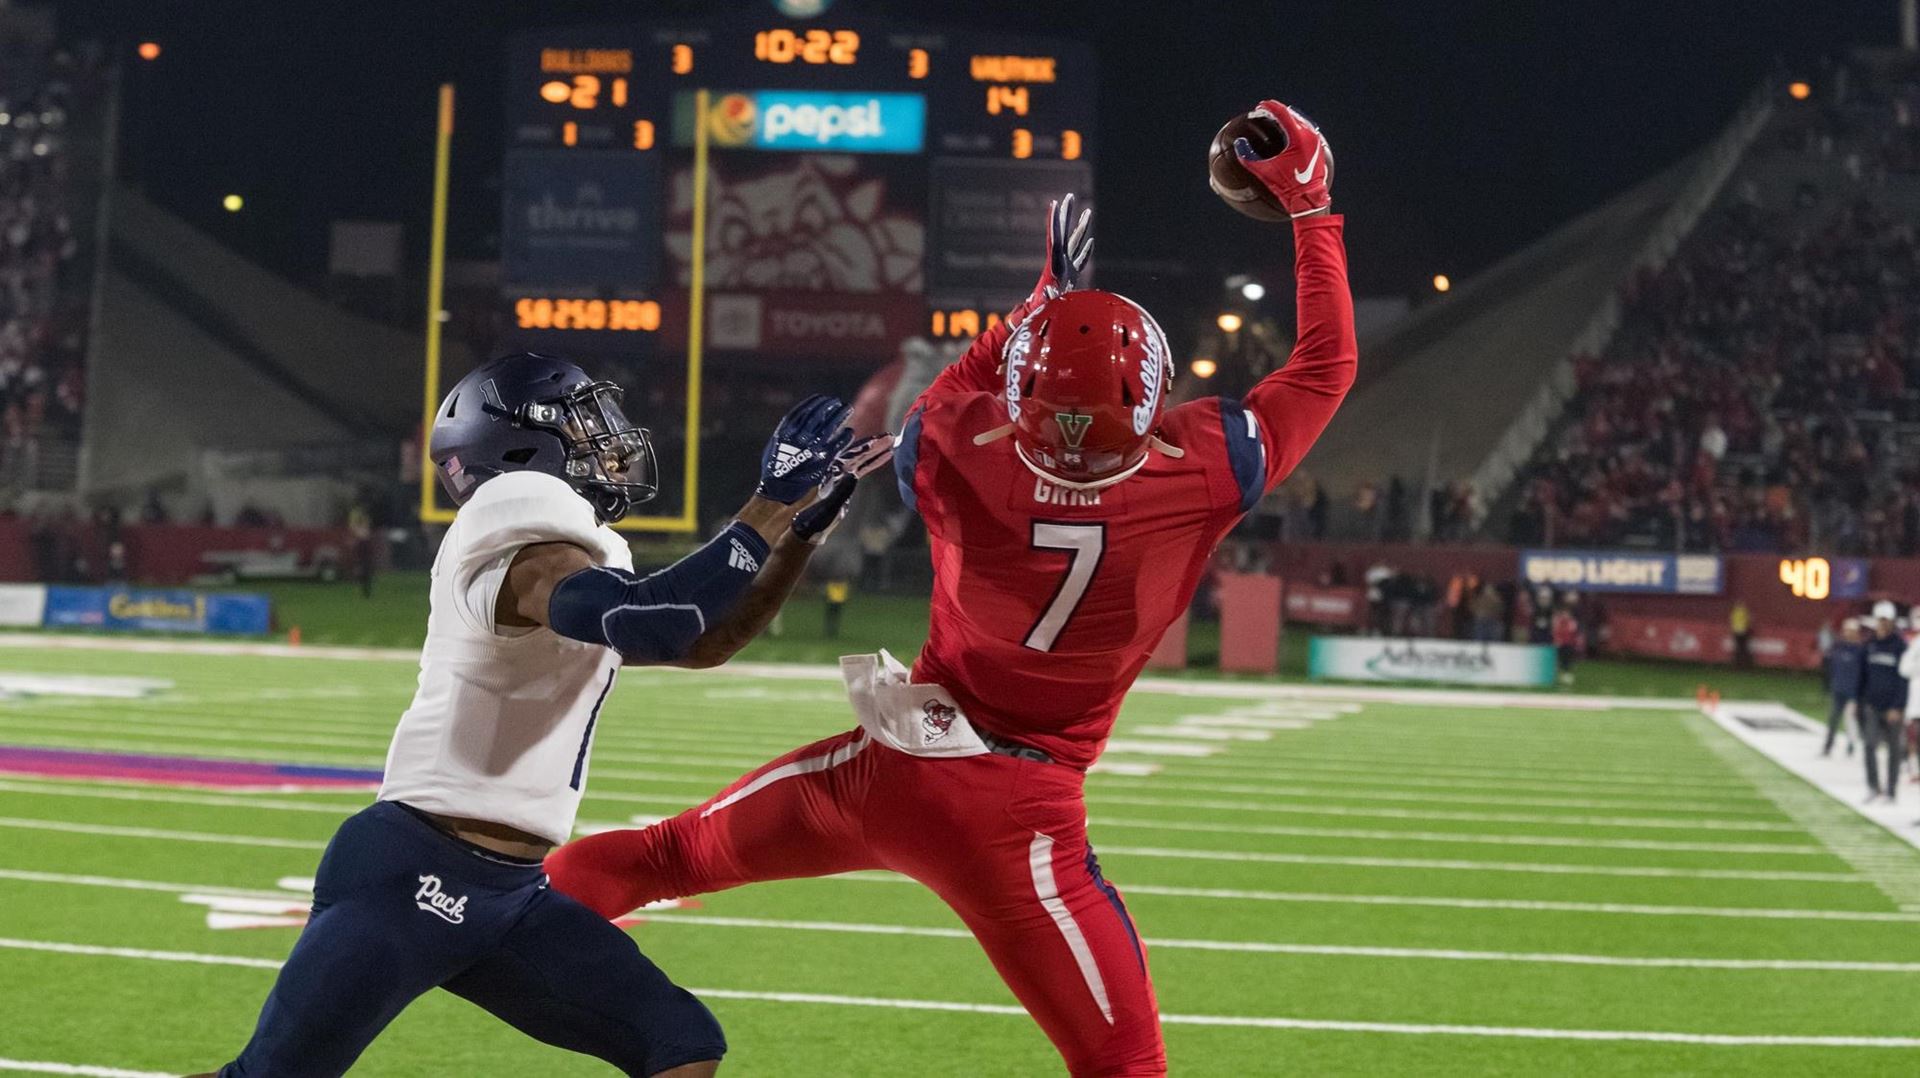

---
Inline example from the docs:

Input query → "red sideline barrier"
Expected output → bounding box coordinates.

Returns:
[1283,583,1366,627]
[1219,573,1283,674]
[0,519,357,586]
[1145,612,1189,670]
[1607,614,1821,670]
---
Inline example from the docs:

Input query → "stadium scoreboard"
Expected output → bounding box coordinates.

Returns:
[501,12,1095,361]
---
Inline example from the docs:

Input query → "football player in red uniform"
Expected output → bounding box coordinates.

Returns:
[547,100,1355,1076]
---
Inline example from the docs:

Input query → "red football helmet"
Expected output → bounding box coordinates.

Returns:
[1003,290,1174,488]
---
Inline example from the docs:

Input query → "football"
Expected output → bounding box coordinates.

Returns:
[1207,108,1292,221]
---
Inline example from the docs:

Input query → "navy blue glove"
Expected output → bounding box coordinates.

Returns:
[756,394,853,504]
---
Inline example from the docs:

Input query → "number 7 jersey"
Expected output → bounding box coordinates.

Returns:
[893,214,1357,769]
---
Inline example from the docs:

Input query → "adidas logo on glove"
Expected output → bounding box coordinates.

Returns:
[770,443,810,477]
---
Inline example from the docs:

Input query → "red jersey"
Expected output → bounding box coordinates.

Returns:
[894,215,1356,768]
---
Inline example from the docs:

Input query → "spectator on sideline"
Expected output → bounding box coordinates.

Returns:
[1861,601,1908,804]
[1469,583,1505,643]
[1551,600,1584,686]
[1824,617,1864,756]
[1730,601,1754,668]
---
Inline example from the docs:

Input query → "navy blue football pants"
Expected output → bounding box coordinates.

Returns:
[221,801,724,1077]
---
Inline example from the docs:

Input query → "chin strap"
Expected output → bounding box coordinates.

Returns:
[978,423,1184,486]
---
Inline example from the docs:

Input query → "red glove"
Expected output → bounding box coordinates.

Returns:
[1005,192,1093,327]
[1234,101,1333,219]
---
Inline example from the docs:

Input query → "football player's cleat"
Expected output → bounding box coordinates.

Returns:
[1003,289,1174,490]
[429,353,659,523]
[1233,100,1333,219]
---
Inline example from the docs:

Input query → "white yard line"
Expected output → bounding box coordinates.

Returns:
[7,934,1918,1048]
[0,780,367,815]
[9,862,1919,932]
[1087,816,1827,856]
[1093,844,1862,883]
[1087,793,1803,832]
[0,868,293,899]
[1085,776,1773,815]
[829,871,1920,922]
[0,633,1704,711]
[0,808,1824,881]
[0,1061,176,1078]
[0,817,324,850]
[1154,754,1755,792]
[1090,787,1774,818]
[632,912,1920,971]
[1098,760,1766,803]
[0,937,281,969]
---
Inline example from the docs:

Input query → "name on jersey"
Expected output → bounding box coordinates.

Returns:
[1031,477,1102,507]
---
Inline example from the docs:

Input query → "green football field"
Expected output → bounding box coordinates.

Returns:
[2,637,1918,1076]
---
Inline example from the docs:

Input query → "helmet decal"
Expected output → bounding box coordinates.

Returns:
[1054,412,1092,449]
[1003,319,1035,422]
[1133,320,1167,436]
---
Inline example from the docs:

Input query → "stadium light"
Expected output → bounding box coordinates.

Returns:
[1239,281,1266,302]
[1432,274,1451,293]
[222,193,244,213]
[138,42,161,61]
[1216,312,1244,333]
[1190,357,1218,378]
[1788,81,1812,100]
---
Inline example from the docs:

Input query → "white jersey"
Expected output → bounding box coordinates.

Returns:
[1900,638,1920,719]
[378,471,632,845]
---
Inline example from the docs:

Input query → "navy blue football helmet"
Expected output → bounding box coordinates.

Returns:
[429,353,659,523]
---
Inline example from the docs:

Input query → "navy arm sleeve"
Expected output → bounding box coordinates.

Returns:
[546,522,772,664]
[1217,398,1270,514]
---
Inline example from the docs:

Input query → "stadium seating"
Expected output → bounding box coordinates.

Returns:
[1506,57,1920,554]
[0,19,103,503]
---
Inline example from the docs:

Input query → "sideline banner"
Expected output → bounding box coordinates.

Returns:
[1284,584,1366,627]
[1519,549,1723,595]
[41,587,272,635]
[1309,636,1557,687]
[0,583,47,628]
[1607,614,1820,671]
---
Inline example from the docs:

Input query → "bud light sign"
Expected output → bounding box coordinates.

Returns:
[1519,550,1724,595]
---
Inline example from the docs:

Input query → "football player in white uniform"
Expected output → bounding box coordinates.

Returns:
[205,353,890,1077]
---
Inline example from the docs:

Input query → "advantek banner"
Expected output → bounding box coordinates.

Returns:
[675,91,927,154]
[1309,636,1558,687]
[42,586,272,635]
[1519,549,1724,595]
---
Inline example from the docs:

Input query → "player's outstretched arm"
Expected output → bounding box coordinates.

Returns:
[496,396,863,666]
[675,434,893,668]
[1229,101,1357,492]
[918,193,1093,403]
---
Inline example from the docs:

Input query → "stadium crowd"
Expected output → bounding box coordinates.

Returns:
[1505,64,1920,555]
[0,40,94,500]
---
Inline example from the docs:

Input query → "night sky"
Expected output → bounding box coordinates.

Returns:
[48,0,1903,298]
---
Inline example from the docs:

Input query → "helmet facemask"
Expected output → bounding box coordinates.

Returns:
[516,380,659,523]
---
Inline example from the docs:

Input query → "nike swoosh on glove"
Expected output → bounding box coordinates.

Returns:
[1234,100,1333,219]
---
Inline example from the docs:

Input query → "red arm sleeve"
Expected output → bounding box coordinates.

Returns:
[1241,214,1358,492]
[917,320,1011,406]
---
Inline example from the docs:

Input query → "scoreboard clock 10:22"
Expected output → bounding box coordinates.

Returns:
[499,10,1096,359]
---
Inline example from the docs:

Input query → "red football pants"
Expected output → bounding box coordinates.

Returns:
[546,729,1167,1077]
